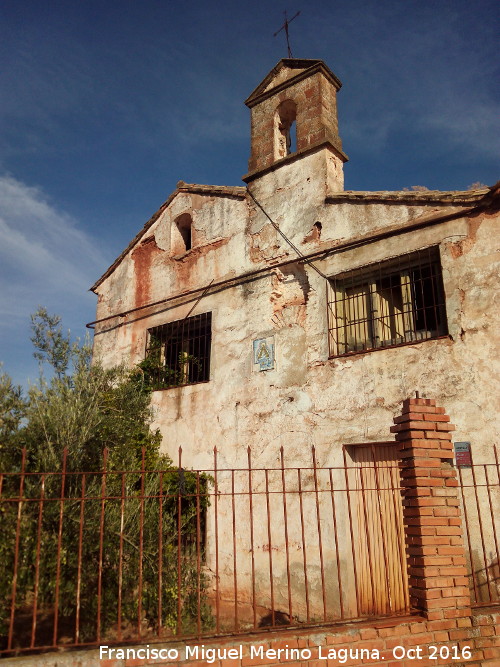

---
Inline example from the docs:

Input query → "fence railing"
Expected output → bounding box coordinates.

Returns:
[1,445,499,657]
[0,445,411,656]
[456,451,500,608]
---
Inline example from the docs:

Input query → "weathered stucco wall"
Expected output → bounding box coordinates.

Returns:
[81,54,500,645]
[93,179,499,471]
[91,120,498,632]
[93,190,249,369]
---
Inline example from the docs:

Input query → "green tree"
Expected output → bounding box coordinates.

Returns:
[0,309,211,650]
[30,307,71,379]
[0,364,26,444]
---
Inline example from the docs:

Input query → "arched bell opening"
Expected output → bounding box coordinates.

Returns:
[274,99,297,160]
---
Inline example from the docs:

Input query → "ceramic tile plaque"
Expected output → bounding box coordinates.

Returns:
[253,337,275,371]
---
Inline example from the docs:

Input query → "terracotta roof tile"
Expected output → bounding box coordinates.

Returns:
[325,188,490,204]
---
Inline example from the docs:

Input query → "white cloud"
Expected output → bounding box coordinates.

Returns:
[0,175,106,313]
[0,175,107,384]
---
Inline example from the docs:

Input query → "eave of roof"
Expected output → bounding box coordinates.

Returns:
[90,182,247,293]
[245,58,342,108]
[325,188,490,205]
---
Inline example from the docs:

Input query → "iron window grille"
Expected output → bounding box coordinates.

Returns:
[327,247,447,357]
[145,312,212,389]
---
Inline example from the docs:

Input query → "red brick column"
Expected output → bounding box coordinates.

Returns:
[391,396,472,621]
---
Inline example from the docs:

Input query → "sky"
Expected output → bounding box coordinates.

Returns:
[0,0,499,388]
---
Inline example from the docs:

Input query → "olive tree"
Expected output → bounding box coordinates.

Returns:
[0,310,211,648]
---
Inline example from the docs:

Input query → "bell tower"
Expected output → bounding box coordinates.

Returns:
[243,58,347,187]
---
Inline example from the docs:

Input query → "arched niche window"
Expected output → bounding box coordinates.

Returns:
[173,213,193,253]
[275,99,297,160]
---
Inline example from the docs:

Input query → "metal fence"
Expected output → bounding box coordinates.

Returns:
[1,445,499,657]
[0,445,411,656]
[457,450,500,608]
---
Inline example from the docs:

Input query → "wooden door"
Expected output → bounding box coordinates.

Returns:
[346,443,409,616]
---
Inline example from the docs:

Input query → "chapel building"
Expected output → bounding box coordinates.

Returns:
[90,58,499,472]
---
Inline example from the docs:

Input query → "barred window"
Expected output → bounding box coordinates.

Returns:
[327,248,447,357]
[145,313,212,389]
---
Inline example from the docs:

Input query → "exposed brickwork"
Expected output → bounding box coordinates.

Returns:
[390,397,471,622]
[8,612,500,666]
[246,66,344,176]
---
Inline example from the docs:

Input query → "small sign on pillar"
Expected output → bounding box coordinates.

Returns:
[454,441,472,467]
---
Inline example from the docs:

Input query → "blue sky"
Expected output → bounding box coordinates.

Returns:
[1,0,499,387]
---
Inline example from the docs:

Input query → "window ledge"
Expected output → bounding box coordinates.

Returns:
[152,379,211,392]
[171,237,227,261]
[328,335,451,360]
[171,248,196,260]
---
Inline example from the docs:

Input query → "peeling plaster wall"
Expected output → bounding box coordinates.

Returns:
[92,171,499,626]
[89,52,499,626]
[93,193,248,368]
[248,149,344,258]
[93,183,499,471]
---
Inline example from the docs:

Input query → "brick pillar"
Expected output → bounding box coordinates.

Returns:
[391,397,472,621]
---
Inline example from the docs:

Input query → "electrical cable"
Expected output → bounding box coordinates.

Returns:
[246,188,330,280]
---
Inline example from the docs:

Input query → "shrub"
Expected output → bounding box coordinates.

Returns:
[0,310,212,649]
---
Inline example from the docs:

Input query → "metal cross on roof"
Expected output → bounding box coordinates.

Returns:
[273,10,301,58]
